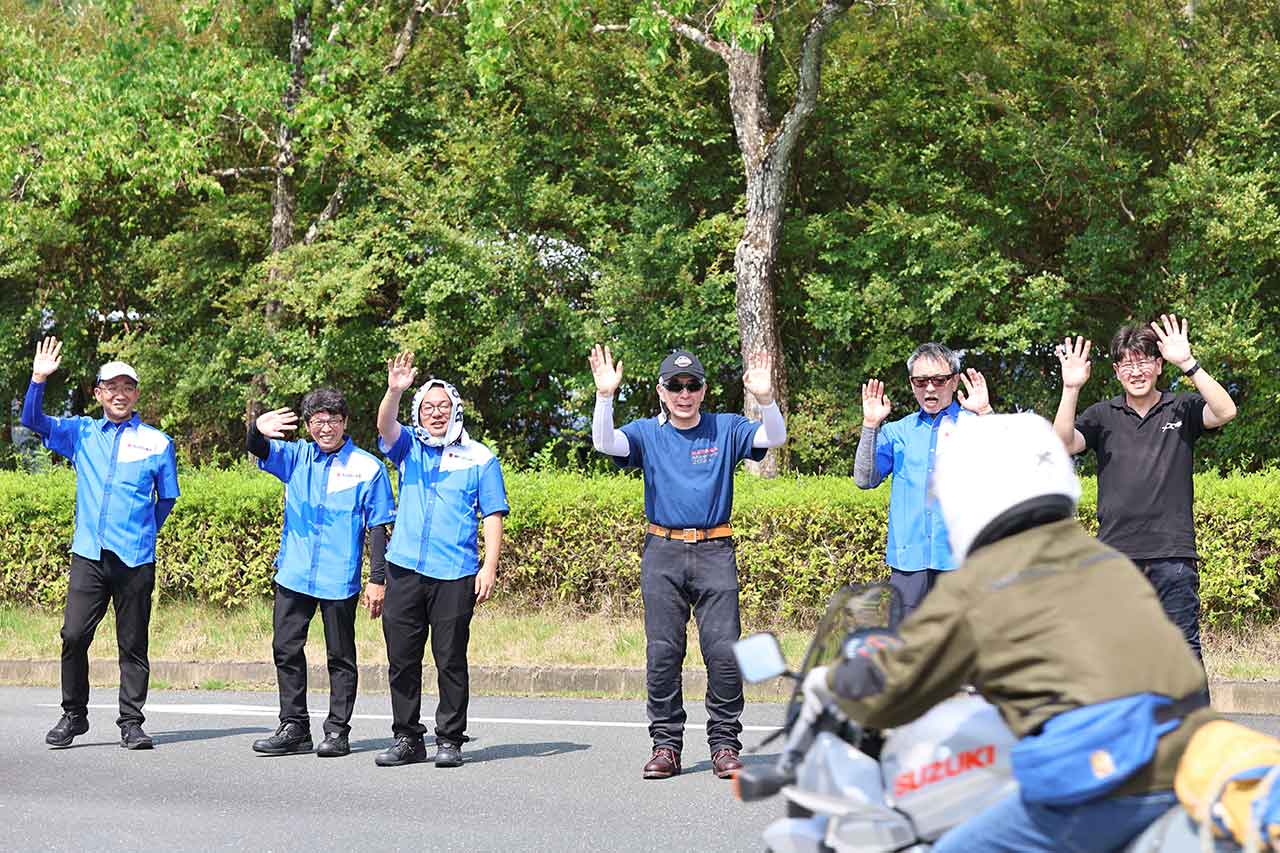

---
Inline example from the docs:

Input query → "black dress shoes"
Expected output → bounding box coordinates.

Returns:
[252,721,313,755]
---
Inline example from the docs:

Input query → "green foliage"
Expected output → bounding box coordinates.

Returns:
[4,467,1279,629]
[3,0,1280,477]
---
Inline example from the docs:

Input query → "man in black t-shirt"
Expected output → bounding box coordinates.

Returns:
[1051,314,1237,660]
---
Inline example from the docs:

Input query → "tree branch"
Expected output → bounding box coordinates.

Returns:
[770,0,857,164]
[211,166,278,180]
[304,178,348,245]
[660,10,729,60]
[385,1,426,73]
[591,23,629,33]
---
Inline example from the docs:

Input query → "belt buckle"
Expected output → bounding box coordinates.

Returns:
[684,528,698,543]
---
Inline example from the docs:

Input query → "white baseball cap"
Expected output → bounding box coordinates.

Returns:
[96,361,139,385]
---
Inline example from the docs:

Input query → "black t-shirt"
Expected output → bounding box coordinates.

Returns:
[1075,392,1206,560]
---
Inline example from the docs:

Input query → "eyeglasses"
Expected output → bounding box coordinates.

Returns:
[663,378,704,394]
[1114,359,1157,375]
[419,403,453,415]
[909,373,956,389]
[308,416,345,431]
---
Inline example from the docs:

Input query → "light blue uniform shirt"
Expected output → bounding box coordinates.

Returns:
[867,401,973,572]
[22,380,180,568]
[379,427,509,581]
[259,435,396,600]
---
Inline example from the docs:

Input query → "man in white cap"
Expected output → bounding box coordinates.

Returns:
[797,414,1210,851]
[21,337,180,750]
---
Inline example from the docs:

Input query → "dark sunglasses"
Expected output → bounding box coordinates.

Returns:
[909,372,956,389]
[663,378,704,394]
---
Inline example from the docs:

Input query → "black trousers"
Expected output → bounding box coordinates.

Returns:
[889,568,943,628]
[640,534,743,753]
[1134,558,1203,663]
[382,563,475,745]
[61,551,154,727]
[272,584,359,736]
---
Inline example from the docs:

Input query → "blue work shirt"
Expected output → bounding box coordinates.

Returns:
[22,380,180,568]
[379,427,509,580]
[259,435,396,600]
[614,413,765,529]
[866,401,973,572]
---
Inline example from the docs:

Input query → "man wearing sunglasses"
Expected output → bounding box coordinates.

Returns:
[855,342,993,623]
[246,388,396,757]
[1052,315,1237,661]
[589,345,787,781]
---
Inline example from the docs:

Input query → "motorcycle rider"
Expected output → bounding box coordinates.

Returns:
[807,413,1213,851]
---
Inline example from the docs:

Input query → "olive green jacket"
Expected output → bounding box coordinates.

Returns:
[829,518,1211,794]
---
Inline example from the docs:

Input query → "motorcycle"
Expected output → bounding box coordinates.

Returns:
[731,583,1234,853]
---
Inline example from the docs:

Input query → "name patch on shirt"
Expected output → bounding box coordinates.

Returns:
[326,452,383,495]
[116,427,170,464]
[690,446,719,465]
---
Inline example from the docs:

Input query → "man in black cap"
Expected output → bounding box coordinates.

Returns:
[589,344,786,779]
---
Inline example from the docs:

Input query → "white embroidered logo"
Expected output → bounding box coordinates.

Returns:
[674,355,692,368]
[1161,420,1183,432]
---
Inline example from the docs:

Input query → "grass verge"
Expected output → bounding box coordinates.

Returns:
[1,603,1271,686]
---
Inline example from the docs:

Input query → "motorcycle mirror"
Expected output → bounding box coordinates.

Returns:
[733,632,789,683]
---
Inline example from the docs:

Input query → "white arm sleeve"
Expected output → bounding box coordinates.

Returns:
[753,401,787,448]
[592,394,631,456]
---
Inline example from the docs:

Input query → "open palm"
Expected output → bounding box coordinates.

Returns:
[32,336,62,381]
[1056,336,1092,389]
[588,344,623,396]
[862,379,892,427]
[387,351,417,393]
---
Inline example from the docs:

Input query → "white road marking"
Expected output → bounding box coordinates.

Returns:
[38,702,779,732]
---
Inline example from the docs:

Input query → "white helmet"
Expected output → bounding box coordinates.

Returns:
[932,413,1081,561]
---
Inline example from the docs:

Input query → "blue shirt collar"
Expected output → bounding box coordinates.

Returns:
[309,434,354,462]
[97,412,141,432]
[915,399,962,425]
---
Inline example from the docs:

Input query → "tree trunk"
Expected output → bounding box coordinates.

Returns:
[249,6,311,427]
[725,47,790,476]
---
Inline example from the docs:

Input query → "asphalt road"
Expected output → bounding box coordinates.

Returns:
[3,686,1276,853]
[0,686,785,852]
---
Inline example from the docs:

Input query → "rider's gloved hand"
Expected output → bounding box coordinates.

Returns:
[801,666,837,725]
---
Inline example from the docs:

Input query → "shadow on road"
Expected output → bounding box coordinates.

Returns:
[152,725,273,746]
[464,740,591,763]
[683,751,780,777]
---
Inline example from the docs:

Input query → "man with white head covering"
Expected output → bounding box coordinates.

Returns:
[372,352,509,768]
[798,414,1211,851]
[22,337,180,750]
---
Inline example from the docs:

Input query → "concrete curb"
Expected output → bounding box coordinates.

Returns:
[0,659,794,701]
[0,660,1268,711]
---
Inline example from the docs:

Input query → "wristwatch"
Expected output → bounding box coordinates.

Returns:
[1182,361,1201,378]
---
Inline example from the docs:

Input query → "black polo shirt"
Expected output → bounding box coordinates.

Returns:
[1075,391,1207,561]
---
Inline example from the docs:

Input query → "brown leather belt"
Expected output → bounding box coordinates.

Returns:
[647,523,733,543]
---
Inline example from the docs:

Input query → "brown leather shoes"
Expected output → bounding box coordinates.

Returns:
[711,747,743,779]
[642,747,682,780]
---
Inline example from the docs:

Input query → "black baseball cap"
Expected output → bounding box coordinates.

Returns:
[658,350,705,382]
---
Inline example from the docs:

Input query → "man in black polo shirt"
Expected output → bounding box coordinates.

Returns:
[1052,314,1237,660]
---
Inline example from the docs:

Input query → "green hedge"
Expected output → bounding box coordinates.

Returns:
[2,467,1278,627]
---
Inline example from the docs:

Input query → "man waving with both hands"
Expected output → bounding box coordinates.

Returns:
[589,344,787,781]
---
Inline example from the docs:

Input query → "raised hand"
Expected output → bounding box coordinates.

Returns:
[32,336,62,382]
[861,379,892,427]
[742,351,774,404]
[957,368,992,414]
[588,344,623,397]
[256,407,298,439]
[1055,336,1092,390]
[1151,313,1193,369]
[387,351,417,393]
